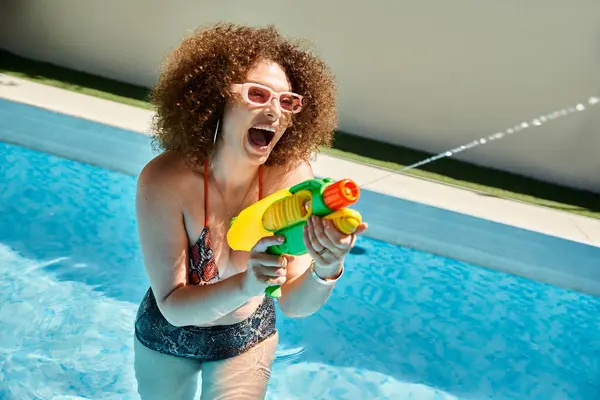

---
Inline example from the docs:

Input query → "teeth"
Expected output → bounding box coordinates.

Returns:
[252,125,276,132]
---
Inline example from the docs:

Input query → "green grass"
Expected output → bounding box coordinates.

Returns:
[1,50,599,219]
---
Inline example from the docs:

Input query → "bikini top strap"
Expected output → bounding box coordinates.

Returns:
[203,159,209,227]
[203,160,263,227]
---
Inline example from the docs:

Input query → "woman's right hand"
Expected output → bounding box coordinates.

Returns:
[242,236,290,297]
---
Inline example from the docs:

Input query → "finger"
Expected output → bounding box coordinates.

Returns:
[354,222,368,235]
[311,216,336,250]
[306,217,325,251]
[254,264,287,278]
[262,276,287,287]
[305,225,341,267]
[255,269,287,286]
[250,252,285,267]
[251,235,284,253]
[304,225,323,262]
[349,233,357,248]
[322,218,350,249]
[269,276,287,286]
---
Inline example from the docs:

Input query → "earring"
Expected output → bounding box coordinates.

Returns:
[213,119,220,145]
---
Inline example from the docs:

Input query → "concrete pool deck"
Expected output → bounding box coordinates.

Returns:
[2,73,598,249]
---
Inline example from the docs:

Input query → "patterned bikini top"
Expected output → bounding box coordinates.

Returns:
[188,160,263,286]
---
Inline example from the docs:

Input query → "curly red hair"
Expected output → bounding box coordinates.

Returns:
[149,22,338,168]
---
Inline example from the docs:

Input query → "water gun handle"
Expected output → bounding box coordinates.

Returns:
[265,284,283,298]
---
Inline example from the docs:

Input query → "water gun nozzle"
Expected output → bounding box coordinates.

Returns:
[323,179,360,210]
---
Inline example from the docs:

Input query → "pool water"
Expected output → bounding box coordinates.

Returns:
[1,140,599,400]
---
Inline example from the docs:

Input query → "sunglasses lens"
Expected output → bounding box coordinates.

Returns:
[246,85,271,104]
[279,94,303,112]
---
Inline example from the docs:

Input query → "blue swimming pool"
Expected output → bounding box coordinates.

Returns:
[1,139,599,400]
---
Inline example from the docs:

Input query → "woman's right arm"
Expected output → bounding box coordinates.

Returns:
[135,160,252,327]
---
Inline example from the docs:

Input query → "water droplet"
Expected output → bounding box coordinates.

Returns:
[382,93,597,177]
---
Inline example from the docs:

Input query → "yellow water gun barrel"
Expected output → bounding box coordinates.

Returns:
[324,208,362,235]
[262,190,312,231]
[261,186,362,235]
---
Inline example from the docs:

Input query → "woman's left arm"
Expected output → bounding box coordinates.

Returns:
[276,162,367,318]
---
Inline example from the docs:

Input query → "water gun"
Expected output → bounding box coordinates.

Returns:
[227,177,362,298]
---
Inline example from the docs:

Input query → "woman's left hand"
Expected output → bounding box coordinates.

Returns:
[303,215,368,277]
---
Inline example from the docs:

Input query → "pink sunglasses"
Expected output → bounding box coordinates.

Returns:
[231,82,304,114]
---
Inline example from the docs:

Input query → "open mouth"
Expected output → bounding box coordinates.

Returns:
[247,125,276,150]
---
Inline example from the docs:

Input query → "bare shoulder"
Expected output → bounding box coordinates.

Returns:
[288,159,314,181]
[265,159,314,191]
[137,152,201,206]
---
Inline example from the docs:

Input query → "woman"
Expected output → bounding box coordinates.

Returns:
[133,23,368,399]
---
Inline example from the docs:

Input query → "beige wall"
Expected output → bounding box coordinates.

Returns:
[1,0,599,192]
